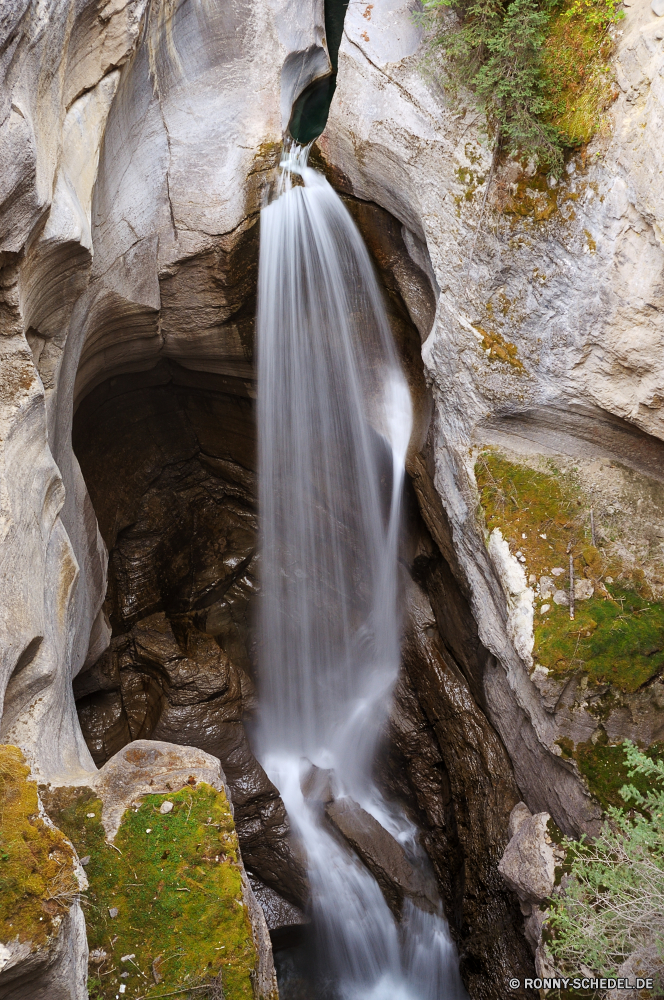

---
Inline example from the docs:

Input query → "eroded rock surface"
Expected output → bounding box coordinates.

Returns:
[380,567,537,997]
[320,0,664,847]
[1,0,663,993]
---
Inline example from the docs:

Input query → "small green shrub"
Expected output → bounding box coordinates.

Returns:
[548,743,664,983]
[421,0,623,169]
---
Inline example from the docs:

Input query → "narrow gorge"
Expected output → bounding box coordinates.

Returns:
[0,0,663,998]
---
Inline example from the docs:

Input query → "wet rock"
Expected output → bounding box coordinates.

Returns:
[300,761,337,805]
[247,874,307,936]
[72,368,308,910]
[325,796,437,918]
[0,903,89,1000]
[382,568,537,998]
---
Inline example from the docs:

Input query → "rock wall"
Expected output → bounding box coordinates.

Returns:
[318,0,664,841]
[0,0,332,781]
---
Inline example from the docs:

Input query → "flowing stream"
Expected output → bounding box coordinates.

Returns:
[256,144,467,1000]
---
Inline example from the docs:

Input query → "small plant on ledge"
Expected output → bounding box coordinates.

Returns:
[421,0,623,172]
[546,742,664,989]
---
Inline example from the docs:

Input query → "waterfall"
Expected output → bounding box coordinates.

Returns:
[257,143,466,1000]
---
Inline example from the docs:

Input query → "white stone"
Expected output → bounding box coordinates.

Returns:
[553,590,569,606]
[498,810,556,903]
[574,579,594,600]
[159,800,174,814]
[652,0,664,16]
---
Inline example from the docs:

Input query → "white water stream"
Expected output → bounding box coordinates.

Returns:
[257,144,466,1000]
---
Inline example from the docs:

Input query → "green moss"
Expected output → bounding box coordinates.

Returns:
[475,450,664,693]
[555,737,575,760]
[534,584,664,691]
[499,167,560,222]
[543,0,616,147]
[454,165,487,206]
[574,741,664,813]
[473,324,526,370]
[0,745,78,948]
[42,782,258,1000]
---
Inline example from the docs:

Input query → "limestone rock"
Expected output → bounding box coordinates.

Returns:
[0,746,88,1000]
[574,579,594,600]
[0,901,88,1000]
[320,0,663,844]
[498,806,555,904]
[43,739,278,1000]
[90,739,227,840]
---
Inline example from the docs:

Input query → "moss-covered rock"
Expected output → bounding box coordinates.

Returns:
[475,449,664,694]
[41,777,272,1000]
[556,738,664,813]
[0,745,79,949]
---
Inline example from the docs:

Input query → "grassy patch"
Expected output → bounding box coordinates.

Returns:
[543,0,616,146]
[535,584,664,691]
[41,782,258,1000]
[475,450,664,693]
[0,745,79,948]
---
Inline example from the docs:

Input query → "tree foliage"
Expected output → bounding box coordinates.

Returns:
[547,743,664,984]
[421,0,623,170]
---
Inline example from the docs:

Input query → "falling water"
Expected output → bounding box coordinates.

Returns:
[257,143,467,1000]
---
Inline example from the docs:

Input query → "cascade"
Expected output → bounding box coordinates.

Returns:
[256,143,468,999]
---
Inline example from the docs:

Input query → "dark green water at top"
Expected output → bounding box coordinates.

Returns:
[289,0,349,145]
